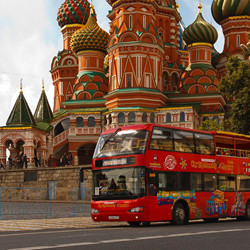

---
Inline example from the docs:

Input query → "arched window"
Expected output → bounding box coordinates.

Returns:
[203,117,209,121]
[150,113,155,123]
[195,86,199,93]
[54,118,70,136]
[128,112,135,123]
[104,116,107,126]
[142,112,147,123]
[88,117,95,127]
[143,15,146,29]
[180,112,185,122]
[171,73,178,87]
[76,117,84,127]
[237,35,240,47]
[163,71,168,86]
[118,112,125,123]
[129,15,133,29]
[196,50,199,60]
[166,113,171,123]
[213,116,219,125]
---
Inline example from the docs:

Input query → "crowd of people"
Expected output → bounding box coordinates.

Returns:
[0,151,74,170]
[7,154,28,169]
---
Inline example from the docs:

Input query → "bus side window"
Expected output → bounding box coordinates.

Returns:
[195,133,214,155]
[218,175,235,192]
[203,174,217,191]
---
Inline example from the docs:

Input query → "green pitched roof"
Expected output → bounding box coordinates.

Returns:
[6,91,36,127]
[34,89,53,123]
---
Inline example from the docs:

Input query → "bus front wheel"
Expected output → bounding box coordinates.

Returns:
[172,203,188,225]
[128,221,141,227]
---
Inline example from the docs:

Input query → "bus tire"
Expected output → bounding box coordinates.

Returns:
[245,202,250,220]
[172,202,188,225]
[128,221,141,227]
[142,221,151,227]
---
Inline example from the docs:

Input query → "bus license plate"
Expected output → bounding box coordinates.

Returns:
[109,216,119,220]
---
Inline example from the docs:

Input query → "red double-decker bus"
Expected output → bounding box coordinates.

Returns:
[91,124,250,226]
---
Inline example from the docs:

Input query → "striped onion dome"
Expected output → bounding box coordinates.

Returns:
[107,0,159,6]
[183,5,218,46]
[211,0,250,24]
[70,5,110,54]
[57,0,90,28]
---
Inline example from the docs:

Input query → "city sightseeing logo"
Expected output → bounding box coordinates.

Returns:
[164,155,177,170]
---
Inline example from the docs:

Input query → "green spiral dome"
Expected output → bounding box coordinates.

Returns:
[183,12,218,46]
[211,0,250,24]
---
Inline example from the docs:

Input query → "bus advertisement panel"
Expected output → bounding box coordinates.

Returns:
[91,124,250,226]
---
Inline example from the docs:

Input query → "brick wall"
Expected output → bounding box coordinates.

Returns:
[0,166,92,201]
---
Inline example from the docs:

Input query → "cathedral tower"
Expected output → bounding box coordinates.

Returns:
[51,0,91,112]
[211,0,250,77]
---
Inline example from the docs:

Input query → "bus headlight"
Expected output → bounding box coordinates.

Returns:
[91,208,99,214]
[129,206,144,213]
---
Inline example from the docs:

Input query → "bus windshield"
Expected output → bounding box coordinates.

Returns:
[92,167,146,200]
[93,129,149,158]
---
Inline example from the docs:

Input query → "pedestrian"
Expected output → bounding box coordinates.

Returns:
[0,161,5,170]
[62,152,67,166]
[38,154,42,167]
[34,155,38,168]
[8,156,12,169]
[23,154,28,169]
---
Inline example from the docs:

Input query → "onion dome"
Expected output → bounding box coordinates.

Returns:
[70,5,110,54]
[57,0,90,28]
[211,0,250,24]
[183,4,218,46]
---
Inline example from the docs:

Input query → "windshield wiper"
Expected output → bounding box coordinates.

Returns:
[96,128,121,157]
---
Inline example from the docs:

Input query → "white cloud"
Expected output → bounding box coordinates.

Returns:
[0,0,227,127]
[0,0,60,126]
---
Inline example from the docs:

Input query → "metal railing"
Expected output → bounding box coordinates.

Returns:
[0,187,92,219]
[0,187,52,218]
[72,188,92,216]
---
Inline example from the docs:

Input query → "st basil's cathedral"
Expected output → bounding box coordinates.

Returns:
[0,0,249,167]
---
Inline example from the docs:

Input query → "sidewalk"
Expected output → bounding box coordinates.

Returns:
[0,217,127,232]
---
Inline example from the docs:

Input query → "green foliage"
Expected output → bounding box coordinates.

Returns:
[241,33,250,57]
[219,56,250,135]
[198,120,222,131]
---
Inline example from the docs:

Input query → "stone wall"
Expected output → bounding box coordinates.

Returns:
[0,166,92,201]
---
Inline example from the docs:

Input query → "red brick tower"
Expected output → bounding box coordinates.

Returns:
[211,0,250,77]
[51,0,91,112]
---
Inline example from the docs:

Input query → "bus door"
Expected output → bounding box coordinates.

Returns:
[217,174,237,217]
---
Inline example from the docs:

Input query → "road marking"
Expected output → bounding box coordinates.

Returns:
[9,228,250,250]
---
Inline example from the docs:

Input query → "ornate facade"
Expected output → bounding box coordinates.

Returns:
[0,0,249,167]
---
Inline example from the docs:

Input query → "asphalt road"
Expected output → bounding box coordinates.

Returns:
[0,219,249,250]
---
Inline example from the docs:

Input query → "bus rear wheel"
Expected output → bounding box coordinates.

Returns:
[128,221,141,227]
[172,203,188,225]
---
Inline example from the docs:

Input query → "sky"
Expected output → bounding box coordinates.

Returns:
[0,0,224,126]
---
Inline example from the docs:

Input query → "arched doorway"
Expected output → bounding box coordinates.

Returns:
[78,143,96,165]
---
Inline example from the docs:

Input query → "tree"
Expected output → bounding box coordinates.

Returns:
[198,120,222,131]
[240,33,250,58]
[219,56,250,135]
